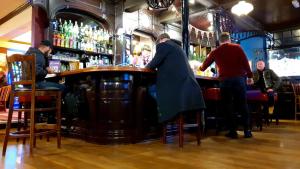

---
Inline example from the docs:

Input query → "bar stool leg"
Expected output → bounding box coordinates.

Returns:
[2,95,15,156]
[162,123,167,144]
[196,111,201,145]
[29,97,36,155]
[178,113,184,148]
[16,111,22,142]
[57,92,62,148]
[23,111,28,144]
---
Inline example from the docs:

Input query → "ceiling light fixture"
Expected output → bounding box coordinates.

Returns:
[231,1,254,16]
[292,0,300,8]
[189,0,195,4]
[147,0,175,9]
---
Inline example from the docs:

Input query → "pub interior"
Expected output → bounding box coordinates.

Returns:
[1,0,300,168]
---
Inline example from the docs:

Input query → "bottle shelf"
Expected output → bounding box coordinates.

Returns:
[53,46,113,57]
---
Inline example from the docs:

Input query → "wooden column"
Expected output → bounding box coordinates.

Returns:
[31,5,49,48]
[181,0,189,58]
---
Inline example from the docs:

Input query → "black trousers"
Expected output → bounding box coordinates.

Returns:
[220,76,250,132]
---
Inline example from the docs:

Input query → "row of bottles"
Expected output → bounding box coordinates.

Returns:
[82,54,111,67]
[51,18,113,54]
[50,52,112,72]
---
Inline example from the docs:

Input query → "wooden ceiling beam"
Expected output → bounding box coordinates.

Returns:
[0,1,31,26]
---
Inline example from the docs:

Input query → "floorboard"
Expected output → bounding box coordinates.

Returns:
[1,120,300,169]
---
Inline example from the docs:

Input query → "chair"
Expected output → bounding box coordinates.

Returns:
[2,54,62,156]
[291,82,300,120]
[162,110,202,147]
[0,85,11,112]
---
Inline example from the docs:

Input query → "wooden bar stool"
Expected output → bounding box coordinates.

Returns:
[2,54,62,156]
[162,110,202,148]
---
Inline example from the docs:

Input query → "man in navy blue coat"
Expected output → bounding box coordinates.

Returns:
[146,33,205,123]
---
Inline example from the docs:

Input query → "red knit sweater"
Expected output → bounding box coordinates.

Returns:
[200,43,253,79]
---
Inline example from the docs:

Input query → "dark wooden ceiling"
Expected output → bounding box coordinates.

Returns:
[124,0,300,32]
[217,0,300,31]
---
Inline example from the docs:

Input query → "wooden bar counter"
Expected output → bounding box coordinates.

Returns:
[195,75,220,88]
[56,66,157,144]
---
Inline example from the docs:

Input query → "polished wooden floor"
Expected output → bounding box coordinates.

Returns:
[1,120,300,169]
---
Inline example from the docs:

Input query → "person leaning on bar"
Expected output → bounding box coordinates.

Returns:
[146,33,206,123]
[199,32,254,139]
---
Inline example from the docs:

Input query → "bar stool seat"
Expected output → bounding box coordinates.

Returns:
[18,94,53,103]
[246,90,278,102]
[203,88,221,101]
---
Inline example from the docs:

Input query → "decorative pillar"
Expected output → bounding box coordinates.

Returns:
[181,0,189,58]
[214,12,221,47]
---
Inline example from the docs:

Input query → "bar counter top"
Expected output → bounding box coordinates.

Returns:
[58,66,155,76]
[195,75,219,81]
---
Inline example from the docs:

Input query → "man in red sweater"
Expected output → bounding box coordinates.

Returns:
[200,32,254,138]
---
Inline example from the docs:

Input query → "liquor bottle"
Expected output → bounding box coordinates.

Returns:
[56,18,63,47]
[60,33,65,47]
[63,20,68,36]
[78,22,84,50]
[66,20,73,48]
[72,21,79,49]
[65,34,69,48]
[56,32,61,47]
[108,45,113,54]
[52,19,58,46]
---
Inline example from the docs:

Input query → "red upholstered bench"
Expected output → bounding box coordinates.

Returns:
[246,90,278,130]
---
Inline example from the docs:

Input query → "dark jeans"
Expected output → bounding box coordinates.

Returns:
[36,80,66,124]
[267,91,275,107]
[220,76,250,132]
[36,80,65,92]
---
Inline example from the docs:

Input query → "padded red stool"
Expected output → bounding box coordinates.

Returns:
[247,90,278,130]
[203,88,222,133]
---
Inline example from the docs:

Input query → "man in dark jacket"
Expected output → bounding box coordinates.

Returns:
[146,33,205,123]
[25,40,65,91]
[253,60,281,122]
[200,32,253,138]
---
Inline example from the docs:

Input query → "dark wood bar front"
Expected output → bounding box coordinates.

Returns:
[57,66,156,144]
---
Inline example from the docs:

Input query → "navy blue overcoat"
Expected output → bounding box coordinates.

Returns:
[146,40,206,122]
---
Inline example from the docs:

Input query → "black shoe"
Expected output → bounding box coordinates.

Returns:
[244,130,253,138]
[225,131,238,139]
